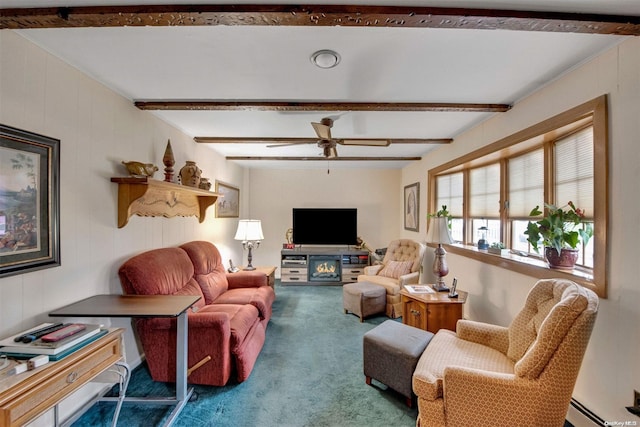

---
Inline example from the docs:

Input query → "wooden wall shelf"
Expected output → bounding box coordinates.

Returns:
[110,177,221,228]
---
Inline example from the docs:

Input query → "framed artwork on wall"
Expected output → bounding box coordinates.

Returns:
[215,181,239,218]
[0,124,61,278]
[404,182,419,232]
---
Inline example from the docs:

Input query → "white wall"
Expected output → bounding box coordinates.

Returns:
[247,167,403,273]
[402,37,640,423]
[0,30,249,360]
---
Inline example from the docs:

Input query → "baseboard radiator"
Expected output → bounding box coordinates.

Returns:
[567,399,606,427]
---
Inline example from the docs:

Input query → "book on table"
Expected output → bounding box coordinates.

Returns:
[0,323,103,356]
[404,285,436,294]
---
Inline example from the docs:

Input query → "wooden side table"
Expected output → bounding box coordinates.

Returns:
[250,266,277,292]
[0,329,124,427]
[400,289,468,333]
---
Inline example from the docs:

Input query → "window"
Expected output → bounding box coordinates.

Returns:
[427,96,608,297]
[435,172,463,242]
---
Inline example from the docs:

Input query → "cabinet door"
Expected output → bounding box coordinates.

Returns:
[427,303,463,333]
[404,299,427,330]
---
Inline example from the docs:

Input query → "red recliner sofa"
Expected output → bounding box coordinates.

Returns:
[118,241,275,386]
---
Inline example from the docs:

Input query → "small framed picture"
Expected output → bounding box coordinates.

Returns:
[215,181,239,218]
[404,182,419,232]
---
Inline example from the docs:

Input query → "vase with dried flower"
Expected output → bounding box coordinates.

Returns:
[525,202,593,269]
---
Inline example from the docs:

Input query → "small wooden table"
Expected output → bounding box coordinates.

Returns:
[0,329,124,427]
[247,266,277,292]
[49,294,201,427]
[400,288,468,333]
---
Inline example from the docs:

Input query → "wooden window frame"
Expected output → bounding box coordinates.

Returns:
[427,95,608,297]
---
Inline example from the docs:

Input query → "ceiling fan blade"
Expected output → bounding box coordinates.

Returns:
[311,122,332,140]
[267,141,317,148]
[339,139,391,147]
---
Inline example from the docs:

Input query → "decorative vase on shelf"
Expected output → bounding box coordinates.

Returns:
[179,161,202,188]
[544,247,579,270]
[199,178,211,191]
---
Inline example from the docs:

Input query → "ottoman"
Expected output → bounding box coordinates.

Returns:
[343,282,386,322]
[363,320,433,407]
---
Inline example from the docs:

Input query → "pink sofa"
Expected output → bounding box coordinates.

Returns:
[118,241,275,386]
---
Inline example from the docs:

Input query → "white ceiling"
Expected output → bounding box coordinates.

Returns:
[6,1,638,169]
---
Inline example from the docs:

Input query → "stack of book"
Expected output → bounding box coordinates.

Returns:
[0,323,107,361]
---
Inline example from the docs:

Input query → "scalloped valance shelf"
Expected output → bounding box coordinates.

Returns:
[111,177,221,228]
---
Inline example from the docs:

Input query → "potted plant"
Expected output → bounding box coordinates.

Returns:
[488,242,509,256]
[525,202,593,269]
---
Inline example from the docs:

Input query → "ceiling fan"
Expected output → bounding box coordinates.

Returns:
[269,117,390,158]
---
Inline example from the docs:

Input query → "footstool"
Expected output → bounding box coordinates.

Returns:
[363,320,433,407]
[343,282,386,322]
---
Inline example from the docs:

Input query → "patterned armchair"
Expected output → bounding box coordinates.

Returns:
[357,239,425,318]
[412,279,599,427]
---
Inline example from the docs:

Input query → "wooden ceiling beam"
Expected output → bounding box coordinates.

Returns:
[1,5,639,35]
[137,101,510,113]
[195,137,452,144]
[226,156,422,161]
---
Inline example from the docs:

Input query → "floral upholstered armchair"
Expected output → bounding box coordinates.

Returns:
[412,279,599,427]
[357,239,425,318]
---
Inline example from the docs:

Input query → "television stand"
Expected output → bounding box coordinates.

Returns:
[281,247,370,285]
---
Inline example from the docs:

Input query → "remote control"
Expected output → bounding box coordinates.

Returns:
[15,323,66,343]
[41,324,86,342]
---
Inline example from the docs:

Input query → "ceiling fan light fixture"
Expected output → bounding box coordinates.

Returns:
[323,146,338,158]
[311,50,341,69]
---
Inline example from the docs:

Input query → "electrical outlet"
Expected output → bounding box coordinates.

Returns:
[635,390,640,408]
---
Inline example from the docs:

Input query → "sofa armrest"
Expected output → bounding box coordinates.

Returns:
[227,270,268,289]
[456,319,510,354]
[398,271,420,286]
[363,265,382,275]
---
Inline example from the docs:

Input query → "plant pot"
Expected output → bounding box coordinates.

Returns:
[544,247,579,270]
[488,247,510,256]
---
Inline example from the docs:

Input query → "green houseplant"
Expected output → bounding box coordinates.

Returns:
[488,242,509,256]
[525,202,593,268]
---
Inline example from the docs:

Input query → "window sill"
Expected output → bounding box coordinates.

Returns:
[430,243,596,293]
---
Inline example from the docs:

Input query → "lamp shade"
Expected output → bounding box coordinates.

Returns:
[426,217,453,244]
[234,220,264,241]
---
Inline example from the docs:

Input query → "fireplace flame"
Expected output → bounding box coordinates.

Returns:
[316,262,336,274]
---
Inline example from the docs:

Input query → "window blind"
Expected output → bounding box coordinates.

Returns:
[469,163,500,217]
[436,172,463,217]
[555,127,594,217]
[508,149,544,217]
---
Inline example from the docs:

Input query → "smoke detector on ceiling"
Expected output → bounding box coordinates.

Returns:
[311,50,341,69]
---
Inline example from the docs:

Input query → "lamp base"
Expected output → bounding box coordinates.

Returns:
[243,266,256,271]
[432,280,449,292]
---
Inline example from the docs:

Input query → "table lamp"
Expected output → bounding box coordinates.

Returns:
[234,219,264,271]
[426,216,454,291]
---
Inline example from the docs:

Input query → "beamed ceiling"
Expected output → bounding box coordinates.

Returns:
[2,2,638,168]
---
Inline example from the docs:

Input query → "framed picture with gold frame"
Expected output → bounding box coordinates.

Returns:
[215,181,239,218]
[1,124,61,278]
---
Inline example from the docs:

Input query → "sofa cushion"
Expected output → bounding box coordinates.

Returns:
[118,247,205,310]
[180,241,229,303]
[214,286,275,321]
[413,329,514,401]
[199,304,260,353]
[378,260,413,279]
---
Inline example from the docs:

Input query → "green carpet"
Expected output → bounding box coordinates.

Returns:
[72,283,417,427]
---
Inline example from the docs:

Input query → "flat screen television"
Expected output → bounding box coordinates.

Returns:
[292,208,358,245]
